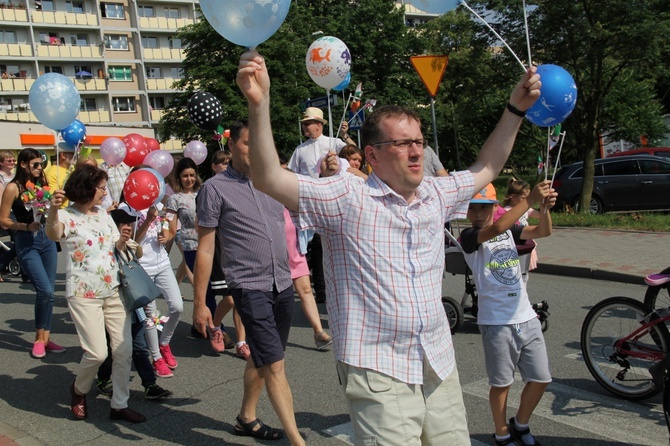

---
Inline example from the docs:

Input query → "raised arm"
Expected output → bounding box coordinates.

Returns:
[469,67,541,192]
[236,51,299,211]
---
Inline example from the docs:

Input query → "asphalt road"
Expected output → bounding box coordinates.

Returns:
[0,252,665,445]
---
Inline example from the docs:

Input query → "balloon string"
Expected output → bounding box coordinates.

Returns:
[339,92,353,135]
[545,126,550,182]
[326,89,334,152]
[549,132,566,190]
[460,0,526,73]
[522,0,533,67]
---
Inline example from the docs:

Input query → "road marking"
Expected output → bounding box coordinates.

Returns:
[462,377,666,446]
[324,421,488,445]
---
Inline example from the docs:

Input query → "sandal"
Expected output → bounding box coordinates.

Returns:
[70,382,87,420]
[314,331,333,351]
[233,415,284,440]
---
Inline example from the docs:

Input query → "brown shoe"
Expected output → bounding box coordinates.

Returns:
[70,382,87,420]
[110,407,147,423]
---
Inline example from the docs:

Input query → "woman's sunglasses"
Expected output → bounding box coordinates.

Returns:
[31,162,43,170]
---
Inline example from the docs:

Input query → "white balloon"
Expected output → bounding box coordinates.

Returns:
[305,36,351,90]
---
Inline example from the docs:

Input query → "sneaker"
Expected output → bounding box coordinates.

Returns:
[159,344,178,369]
[222,331,235,349]
[508,418,540,446]
[96,379,113,397]
[31,341,46,359]
[208,327,225,353]
[45,340,66,353]
[235,342,251,361]
[492,434,518,445]
[153,358,173,378]
[144,384,172,400]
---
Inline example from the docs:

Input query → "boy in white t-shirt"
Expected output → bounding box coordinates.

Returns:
[460,181,556,446]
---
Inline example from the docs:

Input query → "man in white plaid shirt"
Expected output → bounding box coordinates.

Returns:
[237,51,541,445]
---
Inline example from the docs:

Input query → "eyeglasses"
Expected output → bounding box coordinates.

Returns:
[3,159,15,164]
[31,162,43,170]
[371,139,426,150]
[96,185,108,193]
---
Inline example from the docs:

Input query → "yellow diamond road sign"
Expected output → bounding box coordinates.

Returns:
[410,55,449,98]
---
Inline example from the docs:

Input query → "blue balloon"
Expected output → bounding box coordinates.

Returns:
[60,119,86,148]
[408,0,460,14]
[333,72,351,92]
[199,0,292,48]
[526,64,578,128]
[28,73,81,131]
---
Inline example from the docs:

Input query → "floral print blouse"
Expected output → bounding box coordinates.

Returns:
[58,207,120,299]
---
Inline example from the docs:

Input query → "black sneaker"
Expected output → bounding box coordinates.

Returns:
[492,434,518,445]
[144,384,172,400]
[96,379,113,397]
[508,418,540,446]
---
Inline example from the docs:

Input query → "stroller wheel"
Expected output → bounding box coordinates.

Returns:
[442,296,464,334]
[9,258,20,276]
[541,318,549,332]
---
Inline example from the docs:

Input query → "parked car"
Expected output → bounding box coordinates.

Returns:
[552,155,670,213]
[607,147,670,158]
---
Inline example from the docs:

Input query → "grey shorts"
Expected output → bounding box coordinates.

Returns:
[480,317,552,387]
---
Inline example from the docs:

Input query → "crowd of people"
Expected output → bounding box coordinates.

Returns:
[0,50,556,446]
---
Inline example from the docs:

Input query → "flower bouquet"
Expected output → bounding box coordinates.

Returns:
[21,181,52,223]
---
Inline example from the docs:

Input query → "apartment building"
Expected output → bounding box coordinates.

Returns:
[395,0,439,27]
[0,0,199,154]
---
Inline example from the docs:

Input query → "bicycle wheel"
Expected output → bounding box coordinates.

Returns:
[442,296,464,334]
[581,296,669,400]
[643,266,670,310]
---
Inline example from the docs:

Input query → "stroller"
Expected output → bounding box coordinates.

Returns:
[0,229,22,279]
[441,223,549,334]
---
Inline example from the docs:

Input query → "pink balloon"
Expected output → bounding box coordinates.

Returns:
[184,140,208,165]
[143,150,174,178]
[99,137,127,165]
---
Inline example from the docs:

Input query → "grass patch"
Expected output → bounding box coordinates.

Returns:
[545,211,670,232]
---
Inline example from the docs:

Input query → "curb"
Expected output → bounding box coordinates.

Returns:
[0,421,42,446]
[535,263,645,286]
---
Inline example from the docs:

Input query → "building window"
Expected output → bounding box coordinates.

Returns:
[70,34,89,46]
[146,67,162,79]
[165,7,180,19]
[66,1,84,13]
[44,66,63,74]
[104,34,128,50]
[101,3,124,19]
[0,31,16,44]
[141,36,158,49]
[138,6,154,17]
[113,97,136,112]
[170,67,183,79]
[169,37,182,49]
[80,98,97,111]
[149,97,165,109]
[39,1,54,12]
[108,66,132,81]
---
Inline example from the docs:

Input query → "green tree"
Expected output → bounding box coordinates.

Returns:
[479,0,669,212]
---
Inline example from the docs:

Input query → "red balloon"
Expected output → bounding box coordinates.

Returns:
[145,137,160,152]
[123,133,149,167]
[123,169,160,211]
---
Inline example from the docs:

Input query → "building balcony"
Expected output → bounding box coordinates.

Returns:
[0,77,35,91]
[142,47,185,61]
[36,43,103,59]
[138,16,194,31]
[74,78,106,91]
[0,43,33,57]
[0,110,36,123]
[78,110,111,123]
[150,109,164,122]
[0,6,29,22]
[146,77,178,90]
[31,10,98,26]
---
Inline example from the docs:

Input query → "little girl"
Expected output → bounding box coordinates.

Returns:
[338,144,368,179]
[494,179,540,284]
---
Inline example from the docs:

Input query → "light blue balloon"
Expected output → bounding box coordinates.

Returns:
[199,0,292,48]
[333,72,351,92]
[60,119,86,148]
[526,64,578,128]
[29,73,81,131]
[408,0,460,14]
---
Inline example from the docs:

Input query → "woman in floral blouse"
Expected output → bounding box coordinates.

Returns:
[46,164,145,423]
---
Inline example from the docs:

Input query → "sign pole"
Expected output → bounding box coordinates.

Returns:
[430,97,439,157]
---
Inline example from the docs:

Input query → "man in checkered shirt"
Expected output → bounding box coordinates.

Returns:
[237,51,541,445]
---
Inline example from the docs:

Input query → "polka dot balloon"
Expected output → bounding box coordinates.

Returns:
[187,91,224,131]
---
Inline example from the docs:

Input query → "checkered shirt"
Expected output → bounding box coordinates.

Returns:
[100,162,130,203]
[295,170,474,384]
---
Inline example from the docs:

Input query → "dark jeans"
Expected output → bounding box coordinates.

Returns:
[14,228,57,331]
[307,233,326,302]
[99,317,155,388]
